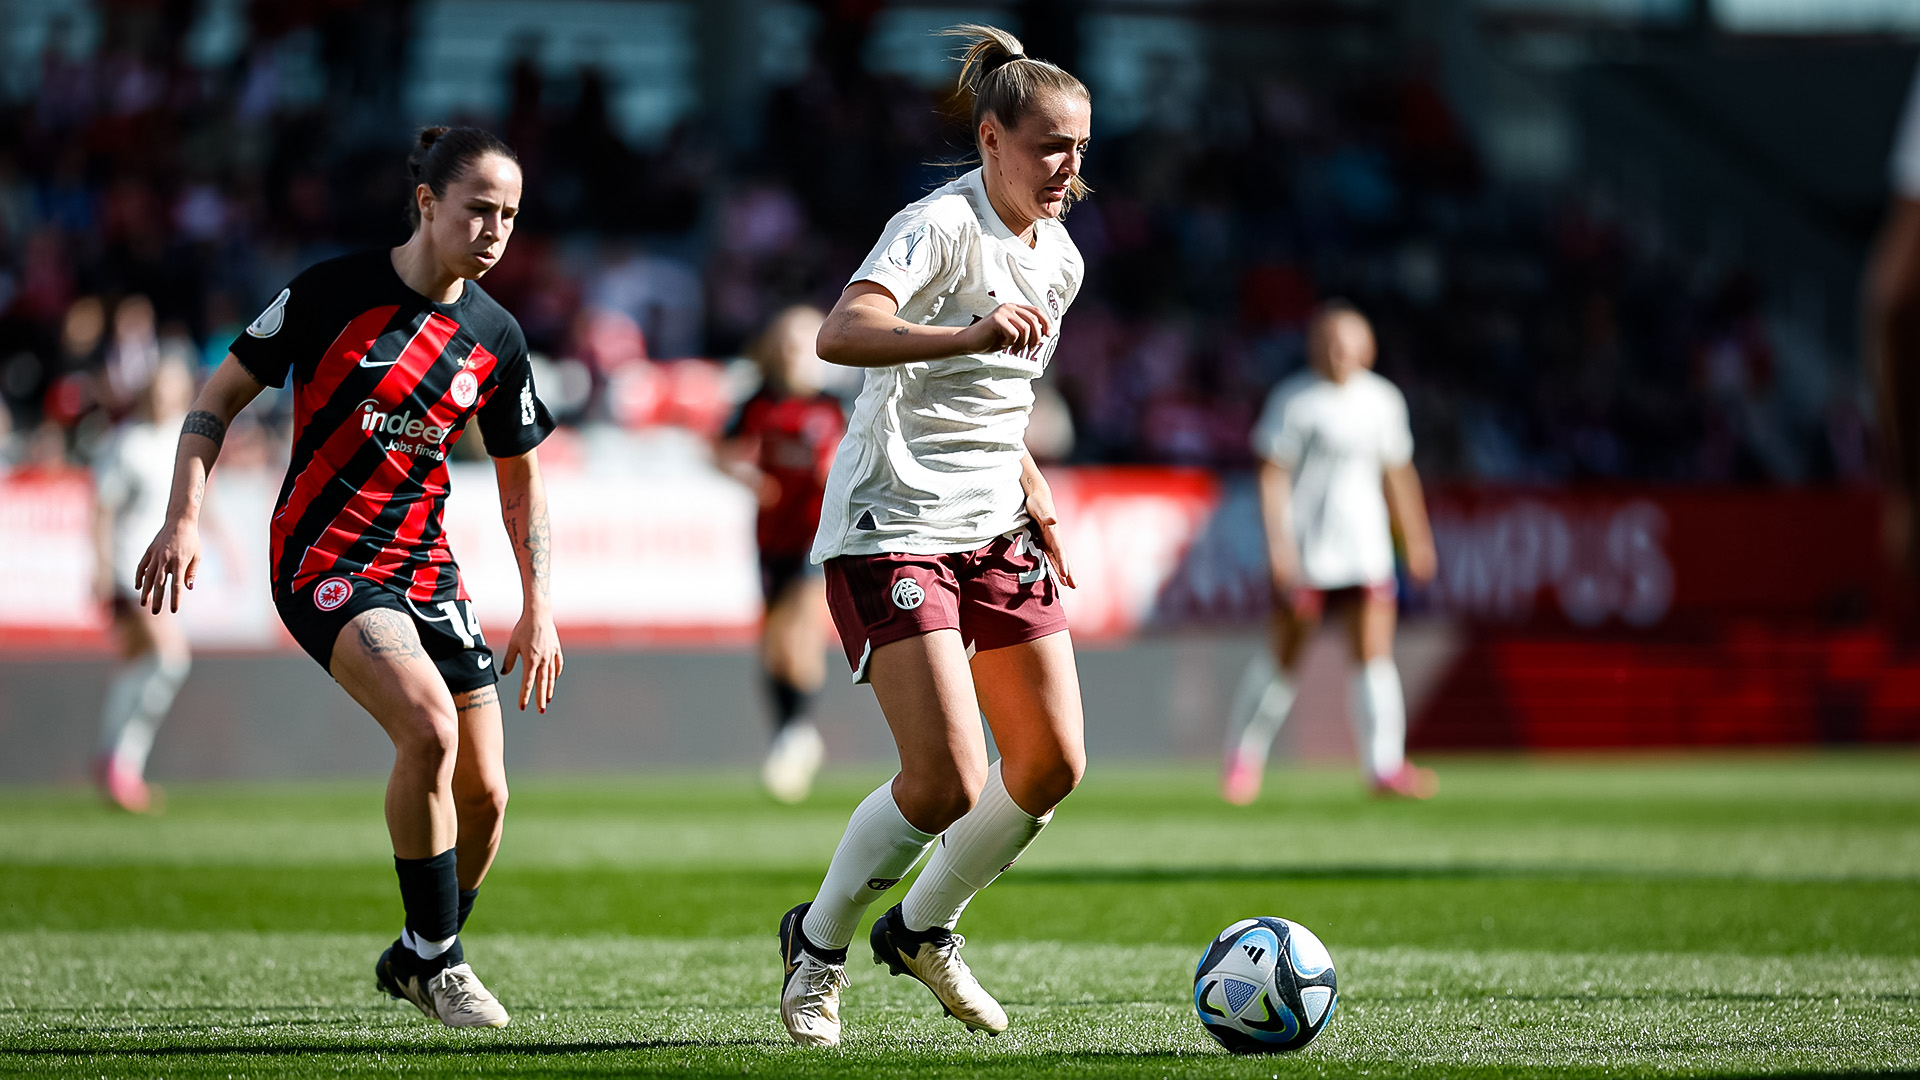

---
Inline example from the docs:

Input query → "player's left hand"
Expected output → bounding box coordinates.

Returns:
[1025,479,1076,589]
[501,610,563,713]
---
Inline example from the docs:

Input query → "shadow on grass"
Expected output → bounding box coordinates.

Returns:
[1010,863,1920,885]
[0,1038,768,1056]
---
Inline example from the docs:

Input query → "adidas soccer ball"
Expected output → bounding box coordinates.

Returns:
[1192,917,1337,1054]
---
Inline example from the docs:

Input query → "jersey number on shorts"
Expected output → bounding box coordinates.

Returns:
[437,600,484,649]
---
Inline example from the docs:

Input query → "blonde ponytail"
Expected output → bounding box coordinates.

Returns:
[938,24,1092,210]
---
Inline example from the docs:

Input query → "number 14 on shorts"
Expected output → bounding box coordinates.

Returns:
[435,600,484,649]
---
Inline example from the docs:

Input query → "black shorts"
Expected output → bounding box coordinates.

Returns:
[275,575,499,695]
[760,551,824,605]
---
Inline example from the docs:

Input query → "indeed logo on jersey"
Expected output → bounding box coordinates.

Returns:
[358,400,453,460]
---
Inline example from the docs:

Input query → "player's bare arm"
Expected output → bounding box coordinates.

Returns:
[1256,460,1301,590]
[817,282,1050,368]
[495,450,562,713]
[1020,448,1075,588]
[1382,462,1437,586]
[135,354,265,614]
[1868,196,1920,571]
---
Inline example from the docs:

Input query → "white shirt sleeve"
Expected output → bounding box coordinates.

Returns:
[849,206,958,309]
[1379,380,1414,468]
[1894,61,1920,200]
[1251,382,1304,469]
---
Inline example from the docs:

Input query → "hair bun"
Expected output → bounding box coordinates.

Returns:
[983,51,1026,77]
[403,125,518,227]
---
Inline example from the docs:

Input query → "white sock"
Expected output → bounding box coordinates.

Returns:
[400,927,458,960]
[1353,656,1406,782]
[98,655,156,759]
[900,760,1052,932]
[1226,651,1296,768]
[802,780,938,950]
[100,653,188,775]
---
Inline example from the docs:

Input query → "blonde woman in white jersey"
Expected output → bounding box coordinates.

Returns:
[1221,302,1440,804]
[777,25,1089,1047]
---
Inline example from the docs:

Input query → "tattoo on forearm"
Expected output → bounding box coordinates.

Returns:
[892,325,909,336]
[456,685,499,713]
[356,609,426,662]
[524,504,551,595]
[182,410,227,449]
[501,491,548,594]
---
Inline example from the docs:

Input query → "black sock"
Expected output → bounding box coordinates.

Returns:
[394,850,463,973]
[767,675,815,733]
[458,888,479,932]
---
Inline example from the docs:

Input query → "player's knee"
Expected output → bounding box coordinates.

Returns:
[394,703,459,768]
[460,777,508,823]
[897,773,978,833]
[1007,753,1082,813]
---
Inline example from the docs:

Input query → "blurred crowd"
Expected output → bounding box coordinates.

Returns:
[0,1,1874,485]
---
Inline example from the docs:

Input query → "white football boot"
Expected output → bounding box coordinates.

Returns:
[762,722,826,804]
[424,963,511,1027]
[870,904,1008,1035]
[377,947,510,1028]
[780,903,850,1046]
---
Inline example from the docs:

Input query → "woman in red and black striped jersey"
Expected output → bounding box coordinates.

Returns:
[718,306,846,804]
[136,127,559,1029]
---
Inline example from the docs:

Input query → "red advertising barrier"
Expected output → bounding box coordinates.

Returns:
[1410,488,1918,749]
[1422,488,1885,628]
[9,456,1918,747]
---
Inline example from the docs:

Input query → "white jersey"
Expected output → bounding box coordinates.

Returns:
[1251,369,1412,589]
[94,418,180,591]
[812,168,1084,562]
[1895,61,1920,199]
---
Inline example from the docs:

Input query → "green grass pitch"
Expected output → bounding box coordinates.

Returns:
[2,754,1917,1078]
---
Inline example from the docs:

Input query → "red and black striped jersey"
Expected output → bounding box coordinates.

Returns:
[229,250,555,604]
[724,387,844,556]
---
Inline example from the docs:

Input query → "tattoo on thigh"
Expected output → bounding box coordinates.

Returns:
[356,609,426,662]
[456,685,499,713]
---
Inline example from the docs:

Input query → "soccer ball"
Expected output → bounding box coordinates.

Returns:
[1192,917,1337,1054]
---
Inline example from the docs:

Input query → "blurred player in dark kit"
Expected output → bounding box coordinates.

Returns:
[1221,303,1439,804]
[136,127,560,1028]
[720,305,846,803]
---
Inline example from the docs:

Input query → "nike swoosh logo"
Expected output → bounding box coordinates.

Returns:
[477,655,492,668]
[359,317,443,369]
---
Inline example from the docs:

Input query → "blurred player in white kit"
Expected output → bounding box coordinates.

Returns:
[1221,302,1439,803]
[91,355,196,812]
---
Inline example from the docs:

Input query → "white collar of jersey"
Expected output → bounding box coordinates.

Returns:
[963,168,1051,262]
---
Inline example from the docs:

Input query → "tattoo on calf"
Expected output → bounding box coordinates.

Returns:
[182,410,227,449]
[356,609,426,662]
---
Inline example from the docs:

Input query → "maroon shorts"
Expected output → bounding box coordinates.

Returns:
[1277,579,1397,620]
[824,531,1067,682]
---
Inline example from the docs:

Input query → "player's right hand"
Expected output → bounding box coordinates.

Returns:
[961,302,1051,356]
[135,520,201,614]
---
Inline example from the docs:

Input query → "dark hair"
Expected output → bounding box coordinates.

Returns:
[406,126,518,228]
[940,24,1092,210]
[1313,298,1368,327]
